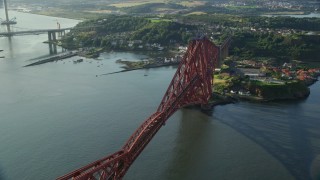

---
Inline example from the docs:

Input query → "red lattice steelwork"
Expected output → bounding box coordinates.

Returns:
[57,37,219,180]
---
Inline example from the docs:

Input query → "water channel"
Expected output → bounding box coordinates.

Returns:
[0,9,320,180]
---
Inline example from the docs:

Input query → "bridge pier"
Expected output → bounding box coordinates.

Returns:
[218,38,231,67]
[49,43,57,55]
[48,31,58,54]
[220,46,229,61]
[200,104,212,112]
[218,46,223,68]
[48,31,57,42]
[58,30,66,38]
[218,45,228,68]
[47,30,66,54]
[48,30,66,42]
[48,32,52,42]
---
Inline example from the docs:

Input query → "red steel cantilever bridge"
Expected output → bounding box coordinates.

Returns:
[57,37,220,180]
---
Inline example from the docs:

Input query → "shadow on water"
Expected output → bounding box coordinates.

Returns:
[7,36,13,59]
[165,109,211,180]
[0,164,6,180]
[48,43,57,55]
[214,99,320,180]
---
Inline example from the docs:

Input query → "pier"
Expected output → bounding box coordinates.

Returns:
[24,51,78,67]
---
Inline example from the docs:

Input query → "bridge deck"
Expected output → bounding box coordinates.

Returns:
[0,28,72,37]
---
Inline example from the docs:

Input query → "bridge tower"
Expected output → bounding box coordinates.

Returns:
[1,0,16,33]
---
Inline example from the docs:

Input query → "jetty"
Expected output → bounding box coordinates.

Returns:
[101,61,180,76]
[24,51,78,67]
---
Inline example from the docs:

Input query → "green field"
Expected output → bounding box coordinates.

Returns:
[148,18,172,23]
[177,1,206,7]
[185,11,207,16]
[226,5,258,10]
[110,0,166,8]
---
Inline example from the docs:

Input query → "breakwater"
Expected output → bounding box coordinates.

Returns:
[100,61,179,76]
[24,51,78,67]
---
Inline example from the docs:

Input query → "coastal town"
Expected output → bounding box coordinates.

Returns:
[113,49,320,102]
[213,58,320,101]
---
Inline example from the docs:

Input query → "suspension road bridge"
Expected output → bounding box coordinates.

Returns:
[57,36,220,180]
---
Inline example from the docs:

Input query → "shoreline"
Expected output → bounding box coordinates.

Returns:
[10,9,84,21]
[11,9,319,105]
[211,77,318,106]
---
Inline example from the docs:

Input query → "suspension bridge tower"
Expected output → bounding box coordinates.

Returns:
[1,0,17,33]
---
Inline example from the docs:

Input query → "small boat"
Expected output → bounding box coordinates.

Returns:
[73,59,83,63]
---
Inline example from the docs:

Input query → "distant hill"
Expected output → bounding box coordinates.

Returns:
[10,0,319,6]
[8,0,318,16]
